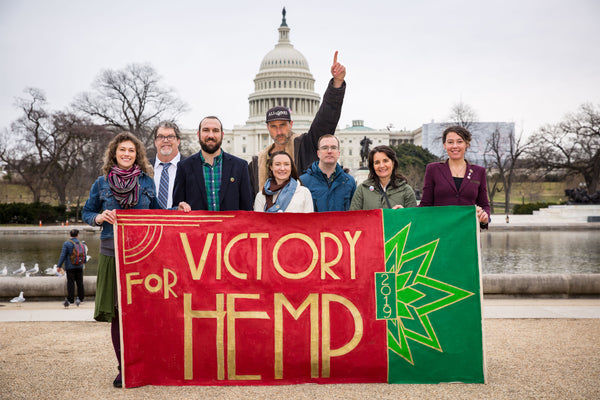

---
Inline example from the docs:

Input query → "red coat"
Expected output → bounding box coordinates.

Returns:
[419,161,491,218]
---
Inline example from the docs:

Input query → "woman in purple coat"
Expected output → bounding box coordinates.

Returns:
[420,125,490,228]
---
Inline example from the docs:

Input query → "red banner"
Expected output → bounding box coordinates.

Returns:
[115,210,389,386]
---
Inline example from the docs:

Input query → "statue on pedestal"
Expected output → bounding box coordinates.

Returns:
[359,136,372,169]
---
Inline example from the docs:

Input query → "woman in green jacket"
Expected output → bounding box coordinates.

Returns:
[350,145,417,210]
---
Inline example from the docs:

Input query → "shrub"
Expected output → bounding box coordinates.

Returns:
[0,202,68,224]
[512,202,560,215]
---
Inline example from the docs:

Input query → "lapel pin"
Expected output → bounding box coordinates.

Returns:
[230,177,235,182]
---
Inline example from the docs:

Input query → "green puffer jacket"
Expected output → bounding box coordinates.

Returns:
[350,178,417,210]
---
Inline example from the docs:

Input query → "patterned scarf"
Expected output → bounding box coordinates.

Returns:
[107,165,142,208]
[262,177,297,212]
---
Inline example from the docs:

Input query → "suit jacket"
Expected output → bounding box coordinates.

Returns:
[420,161,491,217]
[172,151,253,211]
[150,154,186,208]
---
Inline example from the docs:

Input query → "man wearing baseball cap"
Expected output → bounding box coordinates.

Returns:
[251,51,347,193]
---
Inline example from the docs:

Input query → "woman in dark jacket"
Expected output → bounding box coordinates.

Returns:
[419,125,490,227]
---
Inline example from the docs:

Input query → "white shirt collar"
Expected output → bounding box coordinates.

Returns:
[155,153,181,169]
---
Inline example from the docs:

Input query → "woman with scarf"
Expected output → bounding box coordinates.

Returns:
[350,145,417,210]
[82,132,161,388]
[254,151,313,213]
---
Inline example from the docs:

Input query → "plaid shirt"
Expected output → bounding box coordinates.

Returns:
[200,152,223,211]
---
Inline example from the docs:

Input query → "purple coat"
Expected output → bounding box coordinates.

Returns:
[419,161,491,218]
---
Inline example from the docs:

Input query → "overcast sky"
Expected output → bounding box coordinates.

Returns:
[1,0,599,136]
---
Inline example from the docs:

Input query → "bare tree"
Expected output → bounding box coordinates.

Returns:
[73,63,188,149]
[0,88,110,205]
[47,112,113,205]
[483,125,529,213]
[448,101,478,129]
[527,103,600,192]
[0,88,54,202]
[484,170,502,212]
[64,124,113,220]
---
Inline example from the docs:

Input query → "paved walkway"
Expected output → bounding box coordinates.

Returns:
[1,298,599,322]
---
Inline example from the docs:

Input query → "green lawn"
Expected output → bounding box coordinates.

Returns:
[0,180,572,215]
[0,183,60,205]
[489,181,567,214]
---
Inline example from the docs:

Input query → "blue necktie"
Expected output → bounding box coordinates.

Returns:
[158,162,171,209]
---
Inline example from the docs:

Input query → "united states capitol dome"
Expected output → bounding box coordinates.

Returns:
[259,27,310,72]
[246,8,321,126]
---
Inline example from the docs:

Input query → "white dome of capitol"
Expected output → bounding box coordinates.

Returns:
[259,46,310,72]
[246,8,320,126]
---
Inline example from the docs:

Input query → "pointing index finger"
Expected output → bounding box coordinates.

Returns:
[333,51,338,65]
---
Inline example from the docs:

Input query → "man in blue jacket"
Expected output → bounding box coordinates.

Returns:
[57,229,85,307]
[300,135,356,212]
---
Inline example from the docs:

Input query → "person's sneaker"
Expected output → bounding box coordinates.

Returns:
[113,372,122,388]
[75,298,81,307]
[63,299,70,308]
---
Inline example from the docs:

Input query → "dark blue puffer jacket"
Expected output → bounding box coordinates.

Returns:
[299,161,356,212]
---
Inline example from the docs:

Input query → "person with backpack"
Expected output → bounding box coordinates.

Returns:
[57,229,86,308]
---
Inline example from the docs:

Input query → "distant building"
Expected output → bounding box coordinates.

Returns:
[180,11,512,173]
[180,10,422,171]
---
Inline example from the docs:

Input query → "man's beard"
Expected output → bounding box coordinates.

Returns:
[200,138,222,154]
[275,133,291,146]
[159,146,173,157]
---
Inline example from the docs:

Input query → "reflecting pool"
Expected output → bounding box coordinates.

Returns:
[0,230,598,276]
[0,232,100,276]
[481,230,600,274]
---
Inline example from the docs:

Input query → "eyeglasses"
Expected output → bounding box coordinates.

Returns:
[319,145,339,151]
[156,135,178,141]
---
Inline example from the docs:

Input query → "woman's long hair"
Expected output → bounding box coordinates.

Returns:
[266,151,299,181]
[367,145,407,188]
[101,132,153,177]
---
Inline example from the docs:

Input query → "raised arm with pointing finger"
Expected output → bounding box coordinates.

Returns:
[252,51,347,193]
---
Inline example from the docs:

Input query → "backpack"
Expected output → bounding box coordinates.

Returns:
[69,239,86,266]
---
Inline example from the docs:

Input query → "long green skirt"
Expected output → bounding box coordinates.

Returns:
[94,253,117,322]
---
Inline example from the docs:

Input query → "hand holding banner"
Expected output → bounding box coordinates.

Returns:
[114,207,484,387]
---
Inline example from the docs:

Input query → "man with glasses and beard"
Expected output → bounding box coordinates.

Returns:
[173,116,253,211]
[150,121,185,209]
[249,51,347,194]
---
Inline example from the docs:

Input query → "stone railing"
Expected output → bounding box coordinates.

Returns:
[1,274,599,300]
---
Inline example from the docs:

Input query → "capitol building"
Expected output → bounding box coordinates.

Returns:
[182,10,421,170]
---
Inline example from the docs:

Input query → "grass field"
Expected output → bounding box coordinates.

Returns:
[1,180,573,215]
[489,181,568,213]
[0,183,58,204]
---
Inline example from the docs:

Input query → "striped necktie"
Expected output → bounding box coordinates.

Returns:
[158,162,171,209]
